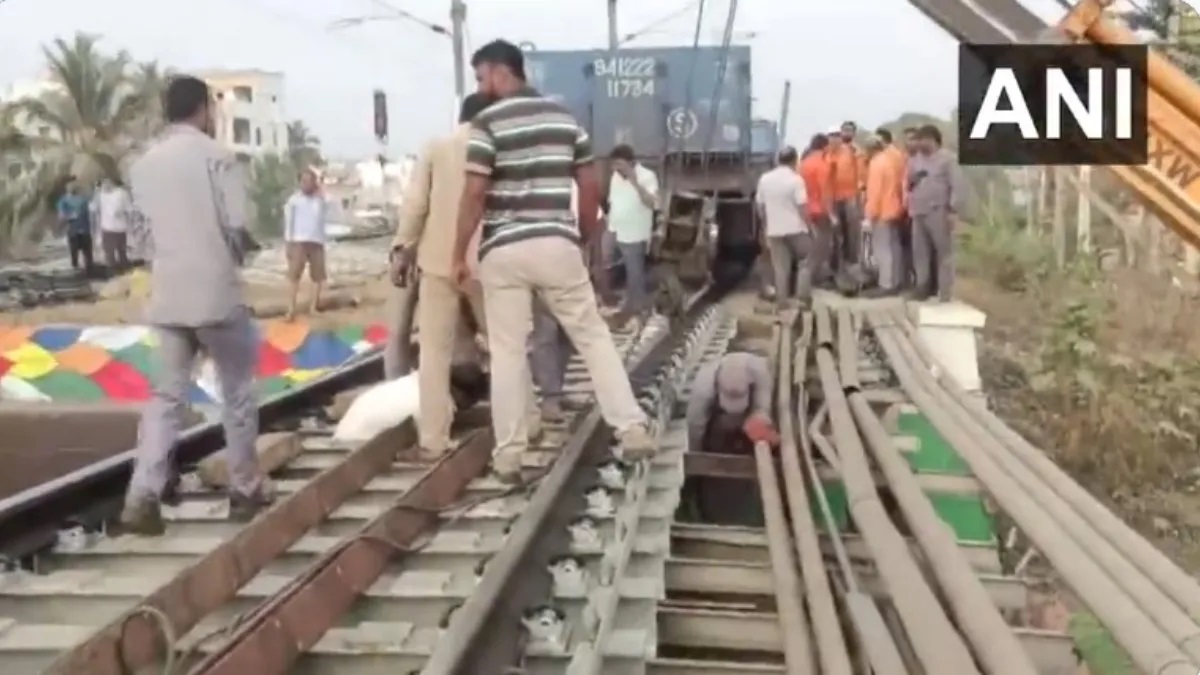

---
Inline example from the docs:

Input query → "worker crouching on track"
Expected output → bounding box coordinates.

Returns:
[121,76,271,536]
[391,92,542,460]
[685,351,780,523]
[451,40,656,483]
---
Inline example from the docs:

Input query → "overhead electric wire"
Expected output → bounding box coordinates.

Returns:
[367,0,449,35]
[619,0,704,45]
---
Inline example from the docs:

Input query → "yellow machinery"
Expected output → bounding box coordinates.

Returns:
[1058,0,1200,249]
[910,0,1200,249]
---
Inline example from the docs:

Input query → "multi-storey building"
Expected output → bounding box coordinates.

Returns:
[197,69,289,160]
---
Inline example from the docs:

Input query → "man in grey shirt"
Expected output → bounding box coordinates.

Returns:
[685,351,779,523]
[906,124,965,301]
[120,76,270,536]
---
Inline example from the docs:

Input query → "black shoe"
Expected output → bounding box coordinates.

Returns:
[228,488,275,523]
[861,287,895,299]
[119,498,165,536]
[904,288,932,301]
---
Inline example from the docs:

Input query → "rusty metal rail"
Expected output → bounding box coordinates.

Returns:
[0,315,656,674]
[0,352,387,562]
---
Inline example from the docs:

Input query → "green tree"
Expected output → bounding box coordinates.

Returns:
[1121,0,1200,78]
[10,34,150,184]
[286,120,323,171]
[0,33,168,253]
[246,153,295,238]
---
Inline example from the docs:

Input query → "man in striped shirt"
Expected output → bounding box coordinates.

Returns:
[451,39,656,482]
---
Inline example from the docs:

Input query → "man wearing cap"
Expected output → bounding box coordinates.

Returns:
[686,351,778,456]
[685,351,778,523]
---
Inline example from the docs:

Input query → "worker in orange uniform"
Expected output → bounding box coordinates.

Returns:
[798,133,835,287]
[828,121,865,274]
[862,129,907,297]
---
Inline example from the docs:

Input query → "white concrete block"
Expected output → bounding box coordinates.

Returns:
[908,301,987,393]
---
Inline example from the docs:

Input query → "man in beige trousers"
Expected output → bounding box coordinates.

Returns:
[390,93,538,460]
[452,40,656,483]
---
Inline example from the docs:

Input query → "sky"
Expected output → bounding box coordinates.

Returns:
[0,0,1069,159]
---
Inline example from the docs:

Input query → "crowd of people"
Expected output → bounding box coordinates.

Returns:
[116,39,667,535]
[758,120,965,306]
[114,36,961,535]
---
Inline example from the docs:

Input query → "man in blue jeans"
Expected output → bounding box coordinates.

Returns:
[607,144,659,327]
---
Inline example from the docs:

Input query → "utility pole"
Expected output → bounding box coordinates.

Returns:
[450,0,468,109]
[778,80,791,145]
[607,0,619,50]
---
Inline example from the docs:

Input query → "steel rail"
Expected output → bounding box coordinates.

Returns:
[190,309,670,674]
[887,305,1200,625]
[0,351,386,562]
[775,314,848,675]
[869,312,1198,675]
[753,439,813,675]
[185,427,495,674]
[44,419,417,675]
[423,289,719,675]
[804,309,914,674]
[813,306,980,675]
[837,309,1038,675]
[874,311,1200,662]
[567,303,723,675]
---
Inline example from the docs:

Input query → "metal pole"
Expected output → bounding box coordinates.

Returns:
[778,80,791,145]
[450,0,468,109]
[607,0,619,50]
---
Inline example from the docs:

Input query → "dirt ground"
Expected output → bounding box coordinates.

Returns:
[0,272,397,328]
[957,270,1200,573]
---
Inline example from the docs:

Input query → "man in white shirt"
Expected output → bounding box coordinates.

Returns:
[97,178,132,271]
[606,144,659,325]
[283,167,328,319]
[755,146,812,309]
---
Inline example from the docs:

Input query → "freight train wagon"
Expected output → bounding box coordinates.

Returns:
[524,45,764,285]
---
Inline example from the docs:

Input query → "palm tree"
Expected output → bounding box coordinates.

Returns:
[123,60,173,147]
[286,120,323,170]
[10,33,150,184]
[1122,0,1175,37]
[0,103,28,156]
[247,152,297,237]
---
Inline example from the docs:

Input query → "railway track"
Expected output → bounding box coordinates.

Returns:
[1,288,1199,674]
[0,288,729,675]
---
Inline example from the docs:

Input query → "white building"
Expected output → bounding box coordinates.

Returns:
[197,69,289,160]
